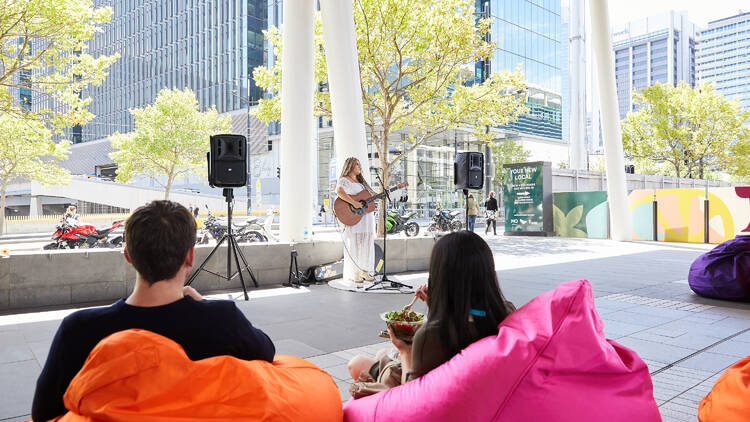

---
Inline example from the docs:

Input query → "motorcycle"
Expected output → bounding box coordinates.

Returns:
[426,208,463,235]
[43,220,125,250]
[198,209,267,243]
[238,214,275,243]
[386,210,420,237]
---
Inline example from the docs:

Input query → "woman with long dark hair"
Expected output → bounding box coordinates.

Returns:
[348,231,515,395]
[336,157,376,287]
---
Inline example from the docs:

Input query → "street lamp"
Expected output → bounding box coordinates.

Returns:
[230,85,257,214]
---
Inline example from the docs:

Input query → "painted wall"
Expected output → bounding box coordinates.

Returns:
[554,187,750,243]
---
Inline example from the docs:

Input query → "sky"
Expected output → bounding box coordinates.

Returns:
[608,0,747,28]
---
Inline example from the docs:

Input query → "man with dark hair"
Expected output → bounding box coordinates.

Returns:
[32,200,275,422]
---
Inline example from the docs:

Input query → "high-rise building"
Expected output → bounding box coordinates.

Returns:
[611,11,697,118]
[696,11,750,111]
[34,0,268,144]
[489,0,565,141]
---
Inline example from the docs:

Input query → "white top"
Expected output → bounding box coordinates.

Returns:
[337,177,375,234]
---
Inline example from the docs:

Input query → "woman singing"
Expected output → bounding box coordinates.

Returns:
[336,157,376,287]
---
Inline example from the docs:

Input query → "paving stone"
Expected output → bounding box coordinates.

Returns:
[675,352,741,373]
[0,359,40,418]
[617,336,695,363]
[705,340,750,358]
[601,319,650,339]
[273,339,326,358]
[631,331,723,351]
[305,353,348,369]
[326,363,353,382]
[0,330,34,364]
[602,310,677,328]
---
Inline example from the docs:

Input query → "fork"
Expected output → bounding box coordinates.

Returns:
[402,295,419,311]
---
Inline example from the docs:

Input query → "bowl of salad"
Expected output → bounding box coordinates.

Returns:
[380,309,425,343]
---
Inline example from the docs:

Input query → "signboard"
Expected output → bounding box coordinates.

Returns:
[503,161,553,236]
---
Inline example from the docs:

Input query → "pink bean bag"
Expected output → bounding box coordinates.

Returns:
[343,280,660,422]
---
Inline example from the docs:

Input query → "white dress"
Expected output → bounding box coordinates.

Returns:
[336,177,375,281]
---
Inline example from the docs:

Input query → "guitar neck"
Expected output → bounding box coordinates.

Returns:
[363,185,403,204]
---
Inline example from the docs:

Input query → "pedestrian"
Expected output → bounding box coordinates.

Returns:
[467,193,480,232]
[484,191,498,235]
[193,205,200,218]
[188,204,193,216]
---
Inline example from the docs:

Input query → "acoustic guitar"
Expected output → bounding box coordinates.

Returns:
[334,182,408,226]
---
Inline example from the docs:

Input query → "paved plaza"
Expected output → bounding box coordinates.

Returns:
[1,235,748,421]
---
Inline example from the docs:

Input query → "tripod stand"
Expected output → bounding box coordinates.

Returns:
[186,188,258,300]
[366,171,411,292]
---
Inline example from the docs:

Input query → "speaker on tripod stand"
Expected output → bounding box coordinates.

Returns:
[186,134,258,300]
[454,152,484,229]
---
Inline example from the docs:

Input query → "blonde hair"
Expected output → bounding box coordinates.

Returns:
[66,205,77,215]
[339,157,374,194]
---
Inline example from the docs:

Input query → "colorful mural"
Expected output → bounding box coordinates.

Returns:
[553,192,607,238]
[553,187,750,244]
[628,190,655,241]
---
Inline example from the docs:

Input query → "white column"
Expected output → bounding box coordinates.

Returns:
[568,0,587,170]
[29,196,43,218]
[590,0,632,241]
[319,0,370,183]
[279,0,314,242]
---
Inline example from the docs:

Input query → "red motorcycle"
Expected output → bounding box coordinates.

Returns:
[43,220,125,250]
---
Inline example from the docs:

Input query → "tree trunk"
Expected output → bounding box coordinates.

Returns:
[377,167,391,238]
[699,158,704,179]
[376,128,391,237]
[164,172,174,200]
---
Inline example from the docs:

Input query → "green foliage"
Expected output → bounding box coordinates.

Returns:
[0,0,118,130]
[252,0,527,177]
[621,82,750,179]
[0,114,71,233]
[109,89,231,199]
[491,140,530,184]
[729,139,750,183]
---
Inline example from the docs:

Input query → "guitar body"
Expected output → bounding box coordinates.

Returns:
[333,181,408,227]
[333,191,377,226]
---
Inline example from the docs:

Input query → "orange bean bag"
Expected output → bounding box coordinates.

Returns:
[51,329,343,422]
[698,355,750,421]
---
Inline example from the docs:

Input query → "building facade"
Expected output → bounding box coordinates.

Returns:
[611,11,697,119]
[34,0,268,144]
[490,0,565,141]
[696,11,750,112]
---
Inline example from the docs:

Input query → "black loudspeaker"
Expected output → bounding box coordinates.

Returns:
[207,134,247,188]
[454,152,484,190]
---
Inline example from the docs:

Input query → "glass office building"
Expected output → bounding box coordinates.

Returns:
[34,0,268,144]
[490,0,564,140]
[696,12,750,112]
[611,11,697,118]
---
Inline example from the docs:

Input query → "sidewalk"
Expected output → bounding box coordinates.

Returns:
[0,235,746,421]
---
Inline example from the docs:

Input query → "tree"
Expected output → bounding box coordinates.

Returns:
[0,115,71,234]
[730,139,750,184]
[490,139,530,185]
[253,0,527,234]
[0,0,118,130]
[109,89,231,199]
[622,82,750,179]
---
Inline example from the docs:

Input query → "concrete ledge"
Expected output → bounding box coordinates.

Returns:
[0,237,435,311]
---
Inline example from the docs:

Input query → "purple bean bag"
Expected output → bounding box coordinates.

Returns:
[688,235,750,301]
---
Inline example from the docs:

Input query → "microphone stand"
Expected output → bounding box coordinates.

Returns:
[366,169,411,292]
